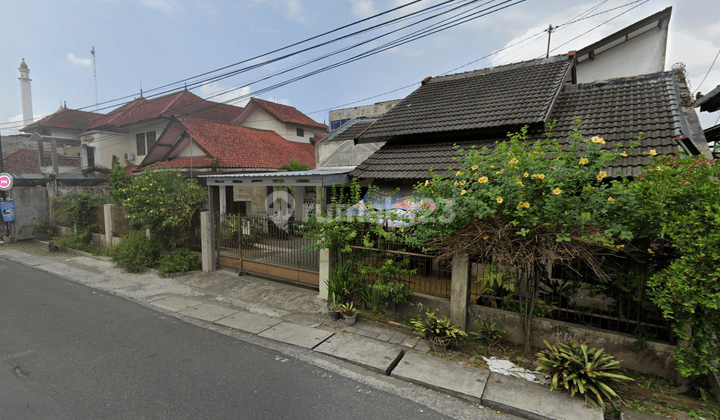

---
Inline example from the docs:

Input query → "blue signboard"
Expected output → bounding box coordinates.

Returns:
[1,200,16,222]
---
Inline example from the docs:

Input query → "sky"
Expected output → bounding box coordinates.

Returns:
[1,0,719,136]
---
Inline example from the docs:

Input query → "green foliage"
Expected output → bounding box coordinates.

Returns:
[469,321,507,349]
[156,248,201,276]
[626,153,720,377]
[110,231,162,273]
[278,157,312,172]
[338,302,357,316]
[57,192,106,231]
[536,340,633,408]
[112,169,205,248]
[411,307,468,344]
[326,260,364,305]
[23,217,55,238]
[54,229,92,251]
[477,262,517,294]
[375,280,413,305]
[406,120,635,250]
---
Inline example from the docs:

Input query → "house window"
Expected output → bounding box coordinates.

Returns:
[136,133,146,155]
[87,146,96,167]
[146,131,156,151]
[135,131,156,156]
[296,128,304,137]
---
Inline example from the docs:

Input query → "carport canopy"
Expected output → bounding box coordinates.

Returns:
[200,170,351,187]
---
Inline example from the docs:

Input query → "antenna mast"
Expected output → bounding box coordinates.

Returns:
[91,46,98,111]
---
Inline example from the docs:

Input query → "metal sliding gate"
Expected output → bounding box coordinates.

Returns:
[216,214,319,288]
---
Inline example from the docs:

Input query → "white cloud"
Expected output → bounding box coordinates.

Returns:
[193,0,218,16]
[200,81,252,107]
[67,53,92,67]
[350,0,377,18]
[139,0,184,14]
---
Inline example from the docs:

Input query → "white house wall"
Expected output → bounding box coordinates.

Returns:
[576,20,669,83]
[176,140,207,157]
[85,131,129,168]
[241,108,313,143]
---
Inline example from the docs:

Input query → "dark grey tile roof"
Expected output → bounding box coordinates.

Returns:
[357,56,572,141]
[550,71,682,178]
[350,72,687,180]
[321,118,376,143]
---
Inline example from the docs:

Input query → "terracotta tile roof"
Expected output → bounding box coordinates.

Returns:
[357,56,573,141]
[2,149,81,174]
[351,71,693,180]
[172,117,316,169]
[21,107,103,132]
[87,90,243,130]
[234,97,327,130]
[144,156,218,170]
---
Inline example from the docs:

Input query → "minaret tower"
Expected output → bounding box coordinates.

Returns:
[18,58,34,127]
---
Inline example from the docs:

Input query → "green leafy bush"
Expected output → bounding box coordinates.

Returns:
[411,307,467,344]
[112,169,206,249]
[55,229,93,251]
[536,340,632,408]
[625,154,720,377]
[469,321,507,349]
[111,231,162,273]
[156,248,201,276]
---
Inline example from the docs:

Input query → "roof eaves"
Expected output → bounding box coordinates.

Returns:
[576,7,672,59]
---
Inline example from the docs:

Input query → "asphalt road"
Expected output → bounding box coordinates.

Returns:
[0,257,466,420]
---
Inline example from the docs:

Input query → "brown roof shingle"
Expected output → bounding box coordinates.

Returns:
[357,55,572,141]
[22,107,103,132]
[87,90,243,130]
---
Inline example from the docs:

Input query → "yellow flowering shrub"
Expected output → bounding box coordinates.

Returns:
[408,120,636,246]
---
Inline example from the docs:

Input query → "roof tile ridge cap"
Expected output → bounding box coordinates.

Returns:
[353,120,377,142]
[429,55,567,83]
[159,90,195,115]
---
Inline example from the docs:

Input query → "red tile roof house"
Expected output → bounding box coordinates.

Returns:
[2,148,80,174]
[22,90,244,171]
[231,97,328,144]
[137,116,316,215]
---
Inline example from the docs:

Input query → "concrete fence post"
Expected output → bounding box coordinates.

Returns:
[450,252,470,330]
[201,211,215,272]
[103,203,114,248]
[318,248,331,301]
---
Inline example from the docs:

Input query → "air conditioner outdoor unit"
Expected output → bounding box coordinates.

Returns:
[125,152,135,162]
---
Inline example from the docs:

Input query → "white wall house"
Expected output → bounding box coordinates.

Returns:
[231,97,327,144]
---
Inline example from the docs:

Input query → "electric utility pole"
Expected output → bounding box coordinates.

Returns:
[545,24,555,58]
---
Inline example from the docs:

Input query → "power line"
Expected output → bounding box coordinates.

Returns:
[693,46,720,95]
[4,0,527,161]
[1,0,478,129]
[541,0,650,57]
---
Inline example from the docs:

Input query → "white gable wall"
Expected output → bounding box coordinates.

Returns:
[576,19,669,83]
[239,107,313,143]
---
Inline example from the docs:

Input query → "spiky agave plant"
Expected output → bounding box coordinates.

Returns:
[536,340,633,408]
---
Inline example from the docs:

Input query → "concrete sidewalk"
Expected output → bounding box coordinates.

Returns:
[0,243,604,420]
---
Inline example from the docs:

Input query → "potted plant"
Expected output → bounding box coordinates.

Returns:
[328,302,342,321]
[411,308,467,352]
[339,302,357,326]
